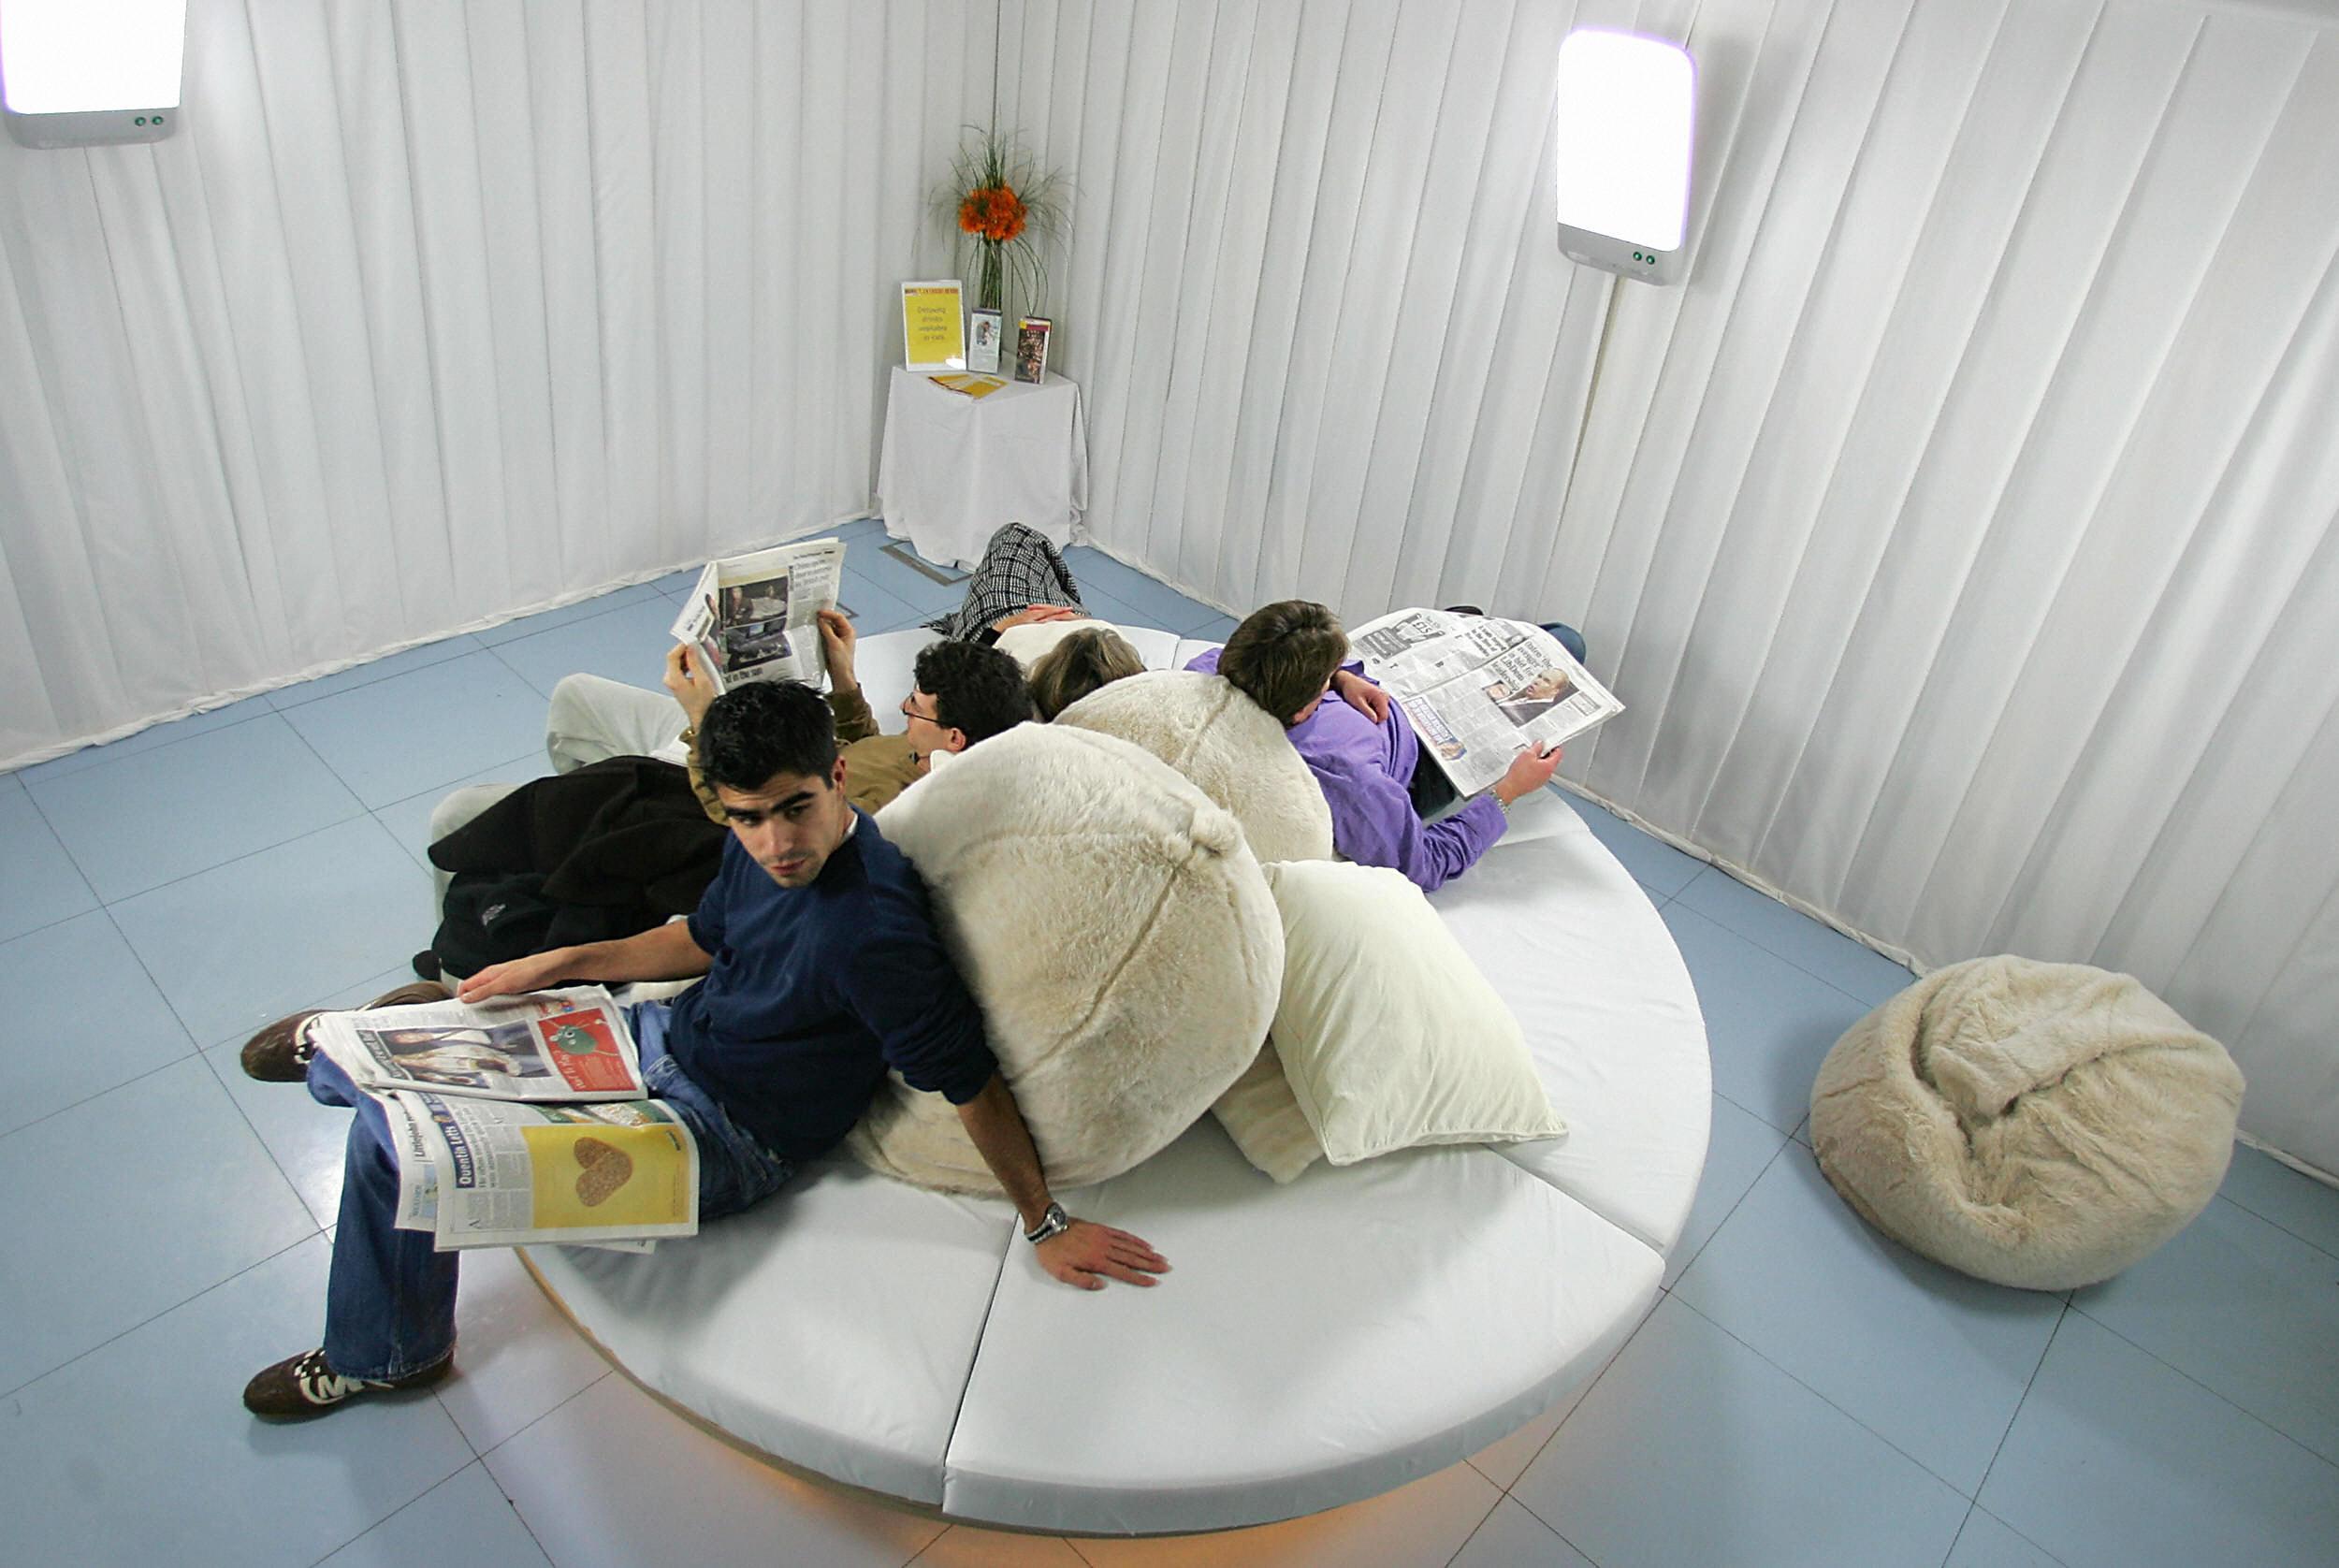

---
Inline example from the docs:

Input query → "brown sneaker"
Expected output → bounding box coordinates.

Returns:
[239,981,453,1082]
[242,1347,452,1419]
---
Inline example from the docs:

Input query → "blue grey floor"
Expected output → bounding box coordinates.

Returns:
[1,514,2332,1568]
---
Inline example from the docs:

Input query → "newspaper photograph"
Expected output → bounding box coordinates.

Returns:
[389,1091,700,1251]
[1348,608,1624,796]
[310,987,646,1104]
[669,535,848,693]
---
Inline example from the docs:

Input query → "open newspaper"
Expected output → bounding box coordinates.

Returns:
[1348,608,1625,797]
[668,536,848,693]
[309,986,700,1252]
[309,987,648,1103]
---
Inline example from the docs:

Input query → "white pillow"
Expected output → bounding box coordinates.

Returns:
[1211,1042,1324,1183]
[991,617,1121,671]
[1263,860,1564,1164]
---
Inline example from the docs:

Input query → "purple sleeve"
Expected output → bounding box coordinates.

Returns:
[1310,756,1505,892]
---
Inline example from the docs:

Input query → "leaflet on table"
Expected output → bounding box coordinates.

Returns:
[1347,608,1624,797]
[308,986,646,1104]
[387,1091,700,1252]
[667,536,847,694]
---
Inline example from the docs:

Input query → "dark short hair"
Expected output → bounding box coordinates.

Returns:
[915,639,1035,744]
[1029,628,1145,720]
[697,680,839,793]
[1218,600,1347,723]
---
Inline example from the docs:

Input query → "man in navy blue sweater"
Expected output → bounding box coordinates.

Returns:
[241,680,1166,1419]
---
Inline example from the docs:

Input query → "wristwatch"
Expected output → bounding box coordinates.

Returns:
[1024,1201,1071,1245]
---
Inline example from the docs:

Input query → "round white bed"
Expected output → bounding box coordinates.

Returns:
[520,624,1711,1535]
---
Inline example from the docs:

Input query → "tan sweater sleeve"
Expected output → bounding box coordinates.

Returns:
[828,683,882,744]
[682,728,727,825]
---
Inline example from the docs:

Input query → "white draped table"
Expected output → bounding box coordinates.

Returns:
[875,366,1089,570]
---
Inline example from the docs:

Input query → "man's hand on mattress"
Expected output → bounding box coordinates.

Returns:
[1331,669,1390,724]
[991,603,1086,634]
[816,608,858,691]
[663,644,719,730]
[1038,1219,1170,1291]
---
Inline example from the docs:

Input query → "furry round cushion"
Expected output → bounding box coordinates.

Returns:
[1809,955,2244,1290]
[850,723,1283,1194]
[1053,669,1335,864]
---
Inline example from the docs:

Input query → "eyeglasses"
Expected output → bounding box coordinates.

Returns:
[900,696,941,725]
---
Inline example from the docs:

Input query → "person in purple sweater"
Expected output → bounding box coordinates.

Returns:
[1188,601,1560,892]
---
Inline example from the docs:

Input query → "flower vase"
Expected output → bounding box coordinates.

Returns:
[974,242,1006,320]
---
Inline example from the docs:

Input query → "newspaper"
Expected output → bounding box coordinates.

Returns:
[1348,608,1625,797]
[309,987,646,1104]
[668,536,848,693]
[386,1090,699,1252]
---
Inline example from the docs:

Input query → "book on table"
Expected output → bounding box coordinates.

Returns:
[667,534,847,695]
[1012,315,1053,384]
[310,986,700,1253]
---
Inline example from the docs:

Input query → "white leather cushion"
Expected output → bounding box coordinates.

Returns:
[853,723,1282,1193]
[1263,860,1563,1164]
[1054,669,1334,864]
[1811,955,2244,1290]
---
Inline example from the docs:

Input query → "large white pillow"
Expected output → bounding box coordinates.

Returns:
[1260,859,1564,1165]
[853,723,1281,1194]
[1055,669,1334,864]
[992,617,1120,670]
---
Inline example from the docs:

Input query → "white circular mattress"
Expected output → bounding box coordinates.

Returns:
[522,626,1711,1535]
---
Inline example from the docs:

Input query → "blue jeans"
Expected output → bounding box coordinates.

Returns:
[311,999,796,1380]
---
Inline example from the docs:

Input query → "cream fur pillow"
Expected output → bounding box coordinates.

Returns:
[852,724,1281,1194]
[1055,669,1334,864]
[1810,955,2244,1290]
[1259,860,1563,1166]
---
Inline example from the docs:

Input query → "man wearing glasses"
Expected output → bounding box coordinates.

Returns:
[667,608,1033,818]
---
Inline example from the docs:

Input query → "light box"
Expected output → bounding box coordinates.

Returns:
[2,0,186,150]
[1553,29,1696,286]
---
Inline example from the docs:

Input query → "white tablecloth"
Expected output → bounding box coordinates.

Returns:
[875,366,1089,571]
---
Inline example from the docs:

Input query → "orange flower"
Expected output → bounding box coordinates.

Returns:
[958,183,1027,243]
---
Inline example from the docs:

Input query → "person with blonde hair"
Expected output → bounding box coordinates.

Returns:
[1027,625,1146,719]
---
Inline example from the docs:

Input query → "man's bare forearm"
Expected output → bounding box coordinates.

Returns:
[955,1072,1053,1228]
[539,920,713,988]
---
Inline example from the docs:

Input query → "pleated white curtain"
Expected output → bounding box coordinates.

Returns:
[1007,0,2339,1175]
[0,0,992,767]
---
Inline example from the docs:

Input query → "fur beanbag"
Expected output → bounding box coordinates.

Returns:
[851,723,1282,1194]
[1810,955,2244,1290]
[1054,669,1335,864]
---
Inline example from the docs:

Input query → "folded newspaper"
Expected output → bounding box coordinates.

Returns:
[669,535,848,693]
[1347,608,1625,797]
[310,987,699,1252]
[384,1090,699,1253]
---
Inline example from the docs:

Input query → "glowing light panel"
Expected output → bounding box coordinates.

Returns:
[1,0,185,115]
[1553,29,1695,283]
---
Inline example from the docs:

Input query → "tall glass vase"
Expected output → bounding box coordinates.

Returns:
[975,241,1006,317]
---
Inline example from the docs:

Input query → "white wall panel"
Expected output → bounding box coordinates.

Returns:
[0,0,993,765]
[1011,0,2339,1172]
